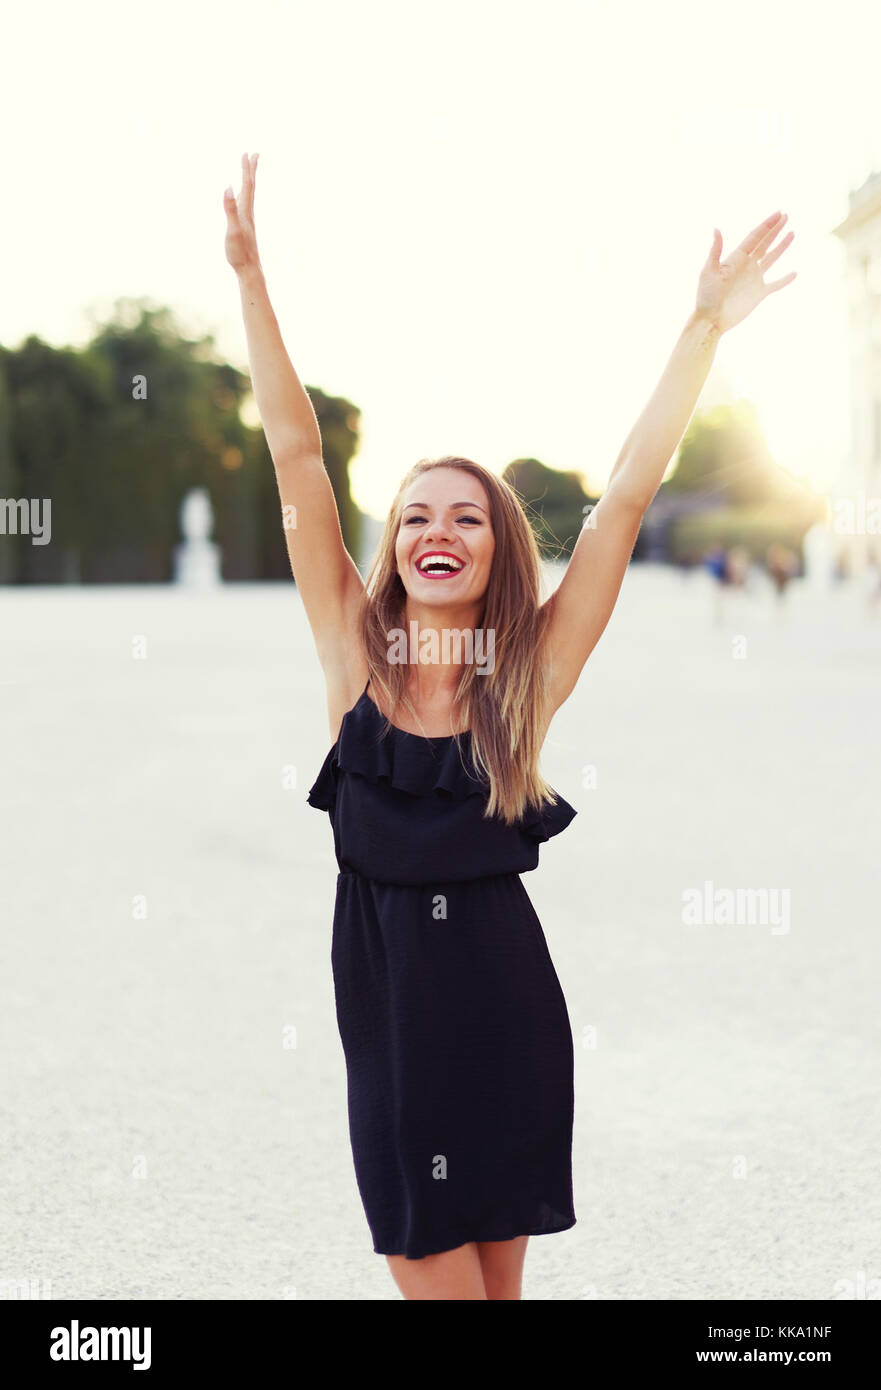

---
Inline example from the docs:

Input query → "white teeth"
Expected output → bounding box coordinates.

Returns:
[417,556,464,575]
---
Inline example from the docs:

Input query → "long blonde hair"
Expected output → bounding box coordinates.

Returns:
[358,455,559,825]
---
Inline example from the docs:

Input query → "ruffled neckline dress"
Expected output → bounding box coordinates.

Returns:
[307,686,577,879]
[307,682,578,1259]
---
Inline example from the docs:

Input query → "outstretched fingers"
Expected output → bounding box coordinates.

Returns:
[223,185,240,222]
[240,151,258,223]
[763,268,798,296]
[758,228,794,273]
[737,210,784,257]
[755,214,789,265]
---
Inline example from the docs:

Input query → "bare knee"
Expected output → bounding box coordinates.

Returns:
[385,1242,487,1300]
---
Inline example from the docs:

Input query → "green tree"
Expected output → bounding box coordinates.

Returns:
[1,336,112,581]
[503,456,599,559]
[0,355,20,581]
[658,400,825,561]
[1,298,362,583]
[663,400,793,505]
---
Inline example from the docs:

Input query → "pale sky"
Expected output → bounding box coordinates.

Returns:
[4,0,881,517]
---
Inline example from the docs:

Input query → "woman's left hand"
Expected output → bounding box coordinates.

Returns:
[695,211,796,333]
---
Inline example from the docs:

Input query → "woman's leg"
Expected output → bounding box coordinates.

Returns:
[385,1241,487,1300]
[476,1236,529,1300]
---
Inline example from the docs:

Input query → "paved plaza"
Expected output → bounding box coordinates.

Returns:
[1,563,879,1299]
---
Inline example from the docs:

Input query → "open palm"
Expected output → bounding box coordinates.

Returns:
[696,211,796,334]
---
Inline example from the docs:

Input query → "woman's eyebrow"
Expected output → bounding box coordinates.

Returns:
[402,501,487,512]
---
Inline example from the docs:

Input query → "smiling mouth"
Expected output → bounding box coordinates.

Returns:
[415,554,466,578]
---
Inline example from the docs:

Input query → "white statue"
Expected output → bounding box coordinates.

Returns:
[173,487,221,588]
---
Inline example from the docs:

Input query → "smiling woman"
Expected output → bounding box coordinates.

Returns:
[362,456,560,813]
[224,151,797,1299]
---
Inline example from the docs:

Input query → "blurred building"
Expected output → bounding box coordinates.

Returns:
[832,169,881,573]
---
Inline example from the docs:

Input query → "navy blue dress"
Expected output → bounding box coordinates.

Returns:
[307,681,578,1260]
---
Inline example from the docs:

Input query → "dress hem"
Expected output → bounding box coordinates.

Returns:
[372,1216,576,1261]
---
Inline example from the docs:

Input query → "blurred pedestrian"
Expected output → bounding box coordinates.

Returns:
[704,543,730,623]
[766,542,798,607]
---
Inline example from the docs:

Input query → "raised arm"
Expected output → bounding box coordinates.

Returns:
[541,209,797,715]
[223,153,364,671]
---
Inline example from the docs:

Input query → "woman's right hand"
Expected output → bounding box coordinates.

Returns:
[224,152,261,275]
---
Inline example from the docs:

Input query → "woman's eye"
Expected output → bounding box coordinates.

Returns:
[403,515,481,525]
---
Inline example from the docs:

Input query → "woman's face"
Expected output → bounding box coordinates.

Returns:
[395,468,495,608]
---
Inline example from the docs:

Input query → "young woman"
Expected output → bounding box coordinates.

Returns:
[223,153,795,1300]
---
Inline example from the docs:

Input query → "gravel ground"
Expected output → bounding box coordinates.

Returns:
[1,564,879,1301]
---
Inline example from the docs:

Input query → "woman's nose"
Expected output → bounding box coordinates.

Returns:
[423,524,452,544]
